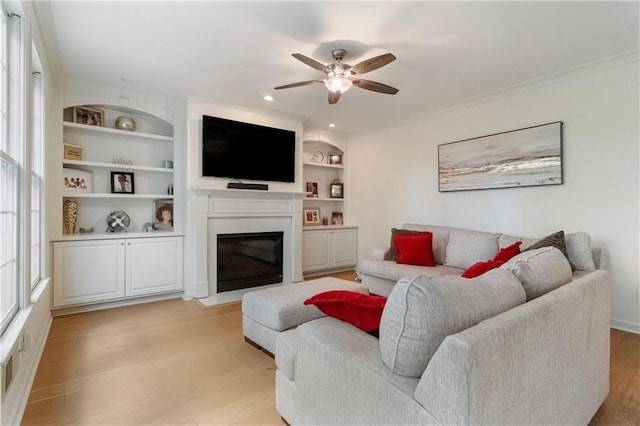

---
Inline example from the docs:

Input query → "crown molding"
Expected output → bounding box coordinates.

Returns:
[353,50,639,138]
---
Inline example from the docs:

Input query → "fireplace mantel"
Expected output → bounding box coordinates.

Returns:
[188,188,305,303]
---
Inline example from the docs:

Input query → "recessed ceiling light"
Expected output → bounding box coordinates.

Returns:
[329,123,336,128]
[264,94,274,101]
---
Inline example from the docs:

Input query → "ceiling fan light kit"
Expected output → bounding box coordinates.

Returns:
[275,48,398,104]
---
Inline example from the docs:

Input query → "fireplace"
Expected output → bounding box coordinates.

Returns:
[217,231,284,292]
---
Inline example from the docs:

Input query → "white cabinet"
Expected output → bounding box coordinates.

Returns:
[53,239,125,307]
[53,236,183,308]
[126,237,183,297]
[302,226,358,275]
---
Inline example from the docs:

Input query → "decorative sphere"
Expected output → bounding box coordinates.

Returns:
[115,116,136,131]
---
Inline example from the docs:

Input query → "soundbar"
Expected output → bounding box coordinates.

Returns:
[227,182,269,191]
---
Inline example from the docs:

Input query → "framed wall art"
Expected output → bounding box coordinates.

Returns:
[331,212,343,226]
[73,106,104,127]
[438,121,563,192]
[63,143,83,160]
[303,209,320,225]
[62,168,92,193]
[153,199,174,231]
[111,171,135,194]
[306,182,318,198]
[330,183,343,198]
[328,153,343,165]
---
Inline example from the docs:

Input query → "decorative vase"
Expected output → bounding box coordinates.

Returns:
[63,198,78,234]
[115,116,136,131]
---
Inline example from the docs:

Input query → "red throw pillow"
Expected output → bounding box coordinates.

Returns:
[393,233,435,266]
[462,260,504,278]
[494,241,522,263]
[304,291,387,333]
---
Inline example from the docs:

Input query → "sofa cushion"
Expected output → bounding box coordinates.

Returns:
[379,269,526,377]
[500,246,572,300]
[402,224,451,265]
[359,259,464,283]
[500,231,595,272]
[444,228,501,269]
[565,231,596,272]
[304,290,388,333]
[393,233,435,266]
[384,228,432,261]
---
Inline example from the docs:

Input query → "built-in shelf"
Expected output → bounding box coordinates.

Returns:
[62,193,174,199]
[303,162,344,170]
[63,159,173,173]
[51,231,185,242]
[63,121,173,142]
[303,197,344,202]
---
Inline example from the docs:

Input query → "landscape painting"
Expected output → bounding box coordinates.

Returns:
[438,122,563,192]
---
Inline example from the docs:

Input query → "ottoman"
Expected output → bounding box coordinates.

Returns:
[242,277,368,355]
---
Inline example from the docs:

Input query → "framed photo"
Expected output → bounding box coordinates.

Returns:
[328,153,343,165]
[303,209,320,225]
[73,106,104,127]
[306,181,318,198]
[110,171,135,194]
[330,183,344,199]
[63,168,92,193]
[438,121,563,192]
[63,143,83,160]
[331,212,344,226]
[153,199,174,231]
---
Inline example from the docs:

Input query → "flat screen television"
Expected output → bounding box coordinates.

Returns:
[202,115,296,183]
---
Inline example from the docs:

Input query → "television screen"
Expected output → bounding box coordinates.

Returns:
[202,115,296,183]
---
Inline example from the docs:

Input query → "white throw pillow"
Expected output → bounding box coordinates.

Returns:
[444,228,500,269]
[500,246,572,300]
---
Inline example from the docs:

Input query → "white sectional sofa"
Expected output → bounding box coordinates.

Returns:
[274,224,610,425]
[358,223,601,296]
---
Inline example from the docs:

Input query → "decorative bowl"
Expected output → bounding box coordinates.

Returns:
[115,116,136,131]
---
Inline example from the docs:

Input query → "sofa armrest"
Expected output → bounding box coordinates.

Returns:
[415,270,611,425]
[371,247,388,261]
[292,317,437,425]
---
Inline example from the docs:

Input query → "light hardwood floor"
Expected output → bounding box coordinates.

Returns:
[22,272,639,425]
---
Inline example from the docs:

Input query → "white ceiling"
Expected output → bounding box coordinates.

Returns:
[33,1,639,134]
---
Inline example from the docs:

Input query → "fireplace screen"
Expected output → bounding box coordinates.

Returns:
[217,231,284,292]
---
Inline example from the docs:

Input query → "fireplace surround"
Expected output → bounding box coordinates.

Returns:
[189,188,306,304]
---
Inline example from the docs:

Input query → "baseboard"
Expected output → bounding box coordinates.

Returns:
[611,318,640,335]
[7,316,51,425]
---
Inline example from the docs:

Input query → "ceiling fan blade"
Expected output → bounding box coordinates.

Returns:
[292,53,331,73]
[328,91,341,105]
[349,53,396,75]
[352,78,399,95]
[274,80,322,90]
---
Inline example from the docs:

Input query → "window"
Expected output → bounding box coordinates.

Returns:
[30,48,43,289]
[0,3,46,335]
[0,4,18,333]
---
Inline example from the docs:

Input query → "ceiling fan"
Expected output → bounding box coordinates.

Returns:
[274,48,399,104]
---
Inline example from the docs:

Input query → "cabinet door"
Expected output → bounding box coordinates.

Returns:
[53,240,125,307]
[126,237,183,296]
[302,231,331,272]
[331,229,357,267]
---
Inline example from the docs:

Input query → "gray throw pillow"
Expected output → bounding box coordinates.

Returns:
[379,269,526,378]
[525,230,575,271]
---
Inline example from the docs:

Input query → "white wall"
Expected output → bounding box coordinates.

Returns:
[348,55,639,333]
